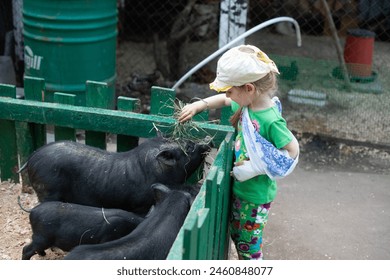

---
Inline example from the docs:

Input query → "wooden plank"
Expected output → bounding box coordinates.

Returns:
[210,171,224,258]
[182,218,199,260]
[54,93,77,141]
[218,172,233,259]
[85,81,115,149]
[0,83,17,98]
[0,97,233,146]
[167,180,207,260]
[193,110,209,122]
[196,208,210,259]
[205,166,218,258]
[116,96,140,151]
[207,132,233,259]
[0,84,18,182]
[218,133,234,259]
[15,122,35,187]
[17,77,47,187]
[23,76,45,101]
[23,76,46,148]
[85,81,115,110]
[0,119,18,182]
[150,86,176,116]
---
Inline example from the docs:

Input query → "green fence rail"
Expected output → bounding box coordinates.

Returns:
[0,76,235,259]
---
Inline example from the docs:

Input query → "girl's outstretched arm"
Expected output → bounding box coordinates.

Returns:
[178,94,231,123]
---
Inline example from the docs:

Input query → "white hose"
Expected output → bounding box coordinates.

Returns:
[172,17,302,90]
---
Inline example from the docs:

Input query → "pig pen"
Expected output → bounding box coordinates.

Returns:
[0,80,235,260]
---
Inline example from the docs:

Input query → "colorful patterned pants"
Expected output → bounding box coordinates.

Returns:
[230,195,271,260]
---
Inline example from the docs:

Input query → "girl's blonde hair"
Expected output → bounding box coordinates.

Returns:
[252,71,278,97]
[229,72,278,128]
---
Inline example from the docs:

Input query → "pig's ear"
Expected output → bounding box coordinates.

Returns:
[152,183,170,203]
[156,150,177,166]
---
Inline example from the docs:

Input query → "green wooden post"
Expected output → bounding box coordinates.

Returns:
[150,86,176,116]
[218,133,234,259]
[205,166,218,258]
[54,93,77,141]
[22,76,46,148]
[17,77,47,187]
[196,208,210,259]
[85,81,114,149]
[183,218,199,260]
[218,172,232,259]
[116,96,140,151]
[207,170,224,259]
[193,110,209,122]
[0,84,19,182]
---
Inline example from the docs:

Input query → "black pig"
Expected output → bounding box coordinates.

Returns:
[20,136,211,214]
[64,183,192,260]
[22,201,144,260]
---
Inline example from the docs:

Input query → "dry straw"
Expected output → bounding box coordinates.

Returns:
[151,98,215,147]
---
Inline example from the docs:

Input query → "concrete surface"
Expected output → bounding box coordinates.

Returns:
[263,166,390,260]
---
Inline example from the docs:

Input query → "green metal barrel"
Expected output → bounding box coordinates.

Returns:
[23,0,117,106]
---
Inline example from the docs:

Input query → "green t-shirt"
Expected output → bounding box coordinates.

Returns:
[231,101,293,204]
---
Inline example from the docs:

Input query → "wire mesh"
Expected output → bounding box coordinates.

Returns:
[3,0,390,145]
[115,0,389,146]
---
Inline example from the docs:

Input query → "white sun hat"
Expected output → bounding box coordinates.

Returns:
[209,45,280,92]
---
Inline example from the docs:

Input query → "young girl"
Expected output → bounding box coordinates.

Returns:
[179,45,299,260]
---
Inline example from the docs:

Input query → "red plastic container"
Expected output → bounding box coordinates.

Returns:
[343,29,376,77]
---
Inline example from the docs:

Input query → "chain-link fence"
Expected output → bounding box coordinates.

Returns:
[1,0,389,146]
[116,0,390,146]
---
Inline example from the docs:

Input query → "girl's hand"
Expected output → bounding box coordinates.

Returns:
[178,102,204,123]
[178,94,229,123]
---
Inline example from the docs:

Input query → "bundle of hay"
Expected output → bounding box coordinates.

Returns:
[152,98,214,149]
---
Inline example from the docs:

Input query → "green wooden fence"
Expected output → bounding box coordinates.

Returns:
[0,76,235,259]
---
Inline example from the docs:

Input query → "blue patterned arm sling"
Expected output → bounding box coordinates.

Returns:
[232,97,299,181]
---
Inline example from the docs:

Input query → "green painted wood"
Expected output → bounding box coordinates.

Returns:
[85,81,114,149]
[0,84,18,182]
[54,93,77,141]
[0,119,18,182]
[218,172,232,259]
[23,76,46,148]
[19,77,47,186]
[0,83,16,98]
[15,122,34,186]
[24,76,45,101]
[116,96,140,151]
[218,133,234,259]
[0,97,233,146]
[85,81,115,110]
[193,110,209,122]
[183,218,199,260]
[167,180,207,260]
[212,171,225,259]
[150,86,176,116]
[196,208,210,259]
[205,167,218,259]
[117,96,140,112]
[0,84,18,180]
